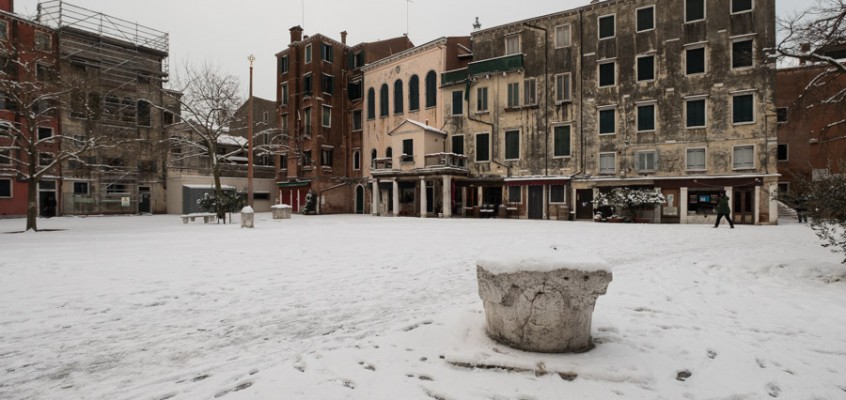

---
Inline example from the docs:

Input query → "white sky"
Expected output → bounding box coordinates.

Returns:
[14,0,811,101]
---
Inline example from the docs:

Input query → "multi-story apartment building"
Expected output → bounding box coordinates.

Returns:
[776,62,846,194]
[276,27,413,213]
[0,0,60,218]
[36,0,174,215]
[444,0,779,224]
[362,36,472,217]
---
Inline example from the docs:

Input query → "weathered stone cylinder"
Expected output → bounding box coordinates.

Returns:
[477,250,612,353]
[271,204,292,219]
[240,205,255,228]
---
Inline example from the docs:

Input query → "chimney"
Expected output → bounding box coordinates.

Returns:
[341,31,348,45]
[290,26,304,43]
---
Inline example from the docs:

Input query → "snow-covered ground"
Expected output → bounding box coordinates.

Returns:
[1,214,845,400]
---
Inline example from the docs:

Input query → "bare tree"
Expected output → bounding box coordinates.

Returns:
[0,49,116,231]
[165,63,243,220]
[776,0,846,131]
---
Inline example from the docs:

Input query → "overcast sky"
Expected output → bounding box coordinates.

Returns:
[14,0,810,101]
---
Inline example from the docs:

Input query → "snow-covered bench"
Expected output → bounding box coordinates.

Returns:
[180,213,217,224]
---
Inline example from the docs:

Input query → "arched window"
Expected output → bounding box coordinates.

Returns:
[394,79,404,114]
[367,88,376,119]
[353,150,360,170]
[425,70,437,108]
[379,84,389,117]
[408,75,420,111]
[371,148,377,167]
[137,100,151,127]
[386,147,393,158]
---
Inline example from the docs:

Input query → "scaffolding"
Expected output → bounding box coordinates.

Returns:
[36,0,169,89]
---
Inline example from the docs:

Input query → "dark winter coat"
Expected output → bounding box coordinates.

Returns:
[716,196,731,215]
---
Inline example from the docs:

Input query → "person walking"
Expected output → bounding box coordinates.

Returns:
[713,192,734,228]
[795,194,808,223]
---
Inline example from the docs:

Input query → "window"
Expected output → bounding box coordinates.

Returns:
[555,74,571,103]
[599,108,616,135]
[321,74,334,95]
[280,55,289,73]
[508,186,521,203]
[685,98,706,128]
[263,111,268,123]
[137,100,151,127]
[505,130,519,160]
[425,71,437,107]
[353,150,361,170]
[549,185,566,204]
[599,153,616,174]
[524,79,537,106]
[322,104,331,127]
[352,110,362,131]
[553,125,571,157]
[303,73,313,96]
[394,79,404,114]
[451,90,463,116]
[452,135,464,155]
[348,80,362,101]
[386,147,393,158]
[777,144,788,161]
[637,55,655,81]
[402,139,414,161]
[321,147,333,167]
[637,6,655,32]
[321,43,333,63]
[733,145,754,169]
[302,150,312,167]
[39,152,53,166]
[686,148,706,170]
[732,39,754,69]
[686,46,706,75]
[409,75,420,111]
[732,93,754,124]
[280,153,288,169]
[36,64,55,82]
[281,113,288,131]
[732,0,752,13]
[370,149,377,164]
[555,25,571,48]
[476,133,490,162]
[0,20,7,41]
[637,103,656,132]
[776,107,788,123]
[304,44,312,64]
[636,151,657,172]
[352,51,364,68]
[507,82,520,108]
[685,0,705,22]
[0,147,10,165]
[35,31,51,51]
[598,15,615,39]
[38,127,53,140]
[281,83,289,106]
[73,182,89,195]
[303,107,312,136]
[163,111,175,125]
[598,61,615,87]
[379,84,389,117]
[505,34,520,55]
[367,88,376,119]
[0,178,12,197]
[477,87,488,112]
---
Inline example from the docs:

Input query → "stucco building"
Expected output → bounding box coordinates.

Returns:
[444,0,779,224]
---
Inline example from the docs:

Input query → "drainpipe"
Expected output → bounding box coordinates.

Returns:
[523,22,550,219]
[316,182,350,214]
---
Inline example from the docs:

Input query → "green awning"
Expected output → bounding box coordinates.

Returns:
[277,180,311,188]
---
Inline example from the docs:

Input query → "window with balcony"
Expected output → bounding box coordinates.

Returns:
[402,139,414,162]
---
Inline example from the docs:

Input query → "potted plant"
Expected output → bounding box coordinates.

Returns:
[593,188,665,223]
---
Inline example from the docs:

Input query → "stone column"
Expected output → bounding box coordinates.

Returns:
[371,179,380,215]
[392,180,400,217]
[679,187,688,224]
[420,177,427,218]
[442,175,452,218]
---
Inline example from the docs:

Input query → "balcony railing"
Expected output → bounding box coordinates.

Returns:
[441,68,468,87]
[424,153,467,169]
[372,157,393,170]
[468,54,524,77]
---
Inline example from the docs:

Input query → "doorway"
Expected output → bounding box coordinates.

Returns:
[576,189,594,219]
[732,188,754,224]
[139,187,151,214]
[528,186,543,219]
[355,185,364,214]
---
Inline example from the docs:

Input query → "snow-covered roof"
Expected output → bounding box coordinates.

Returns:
[182,184,237,190]
[388,119,447,136]
[217,135,247,147]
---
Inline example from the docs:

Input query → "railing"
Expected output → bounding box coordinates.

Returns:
[441,68,468,87]
[424,153,467,169]
[468,54,524,77]
[372,157,393,170]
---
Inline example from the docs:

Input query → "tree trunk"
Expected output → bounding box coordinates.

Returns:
[26,177,39,232]
[212,163,225,224]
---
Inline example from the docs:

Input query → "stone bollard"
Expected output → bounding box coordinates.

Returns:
[240,205,255,228]
[477,247,612,353]
[271,204,292,219]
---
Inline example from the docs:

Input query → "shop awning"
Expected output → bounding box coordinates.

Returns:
[277,180,311,188]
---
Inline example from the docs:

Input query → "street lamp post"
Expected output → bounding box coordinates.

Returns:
[247,54,255,207]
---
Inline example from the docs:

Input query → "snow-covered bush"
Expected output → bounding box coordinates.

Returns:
[593,187,665,220]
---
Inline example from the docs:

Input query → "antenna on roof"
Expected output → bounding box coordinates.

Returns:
[473,17,481,31]
[406,0,413,37]
[302,0,306,29]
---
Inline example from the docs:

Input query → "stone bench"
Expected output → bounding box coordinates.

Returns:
[180,213,217,224]
[477,247,612,353]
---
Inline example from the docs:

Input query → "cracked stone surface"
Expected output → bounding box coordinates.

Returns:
[477,265,612,353]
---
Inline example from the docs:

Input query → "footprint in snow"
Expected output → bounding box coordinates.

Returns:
[676,370,692,381]
[707,349,718,359]
[766,382,781,397]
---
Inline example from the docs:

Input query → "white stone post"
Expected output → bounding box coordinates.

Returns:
[420,178,427,218]
[680,187,688,224]
[371,179,380,215]
[442,175,452,218]
[392,180,400,217]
